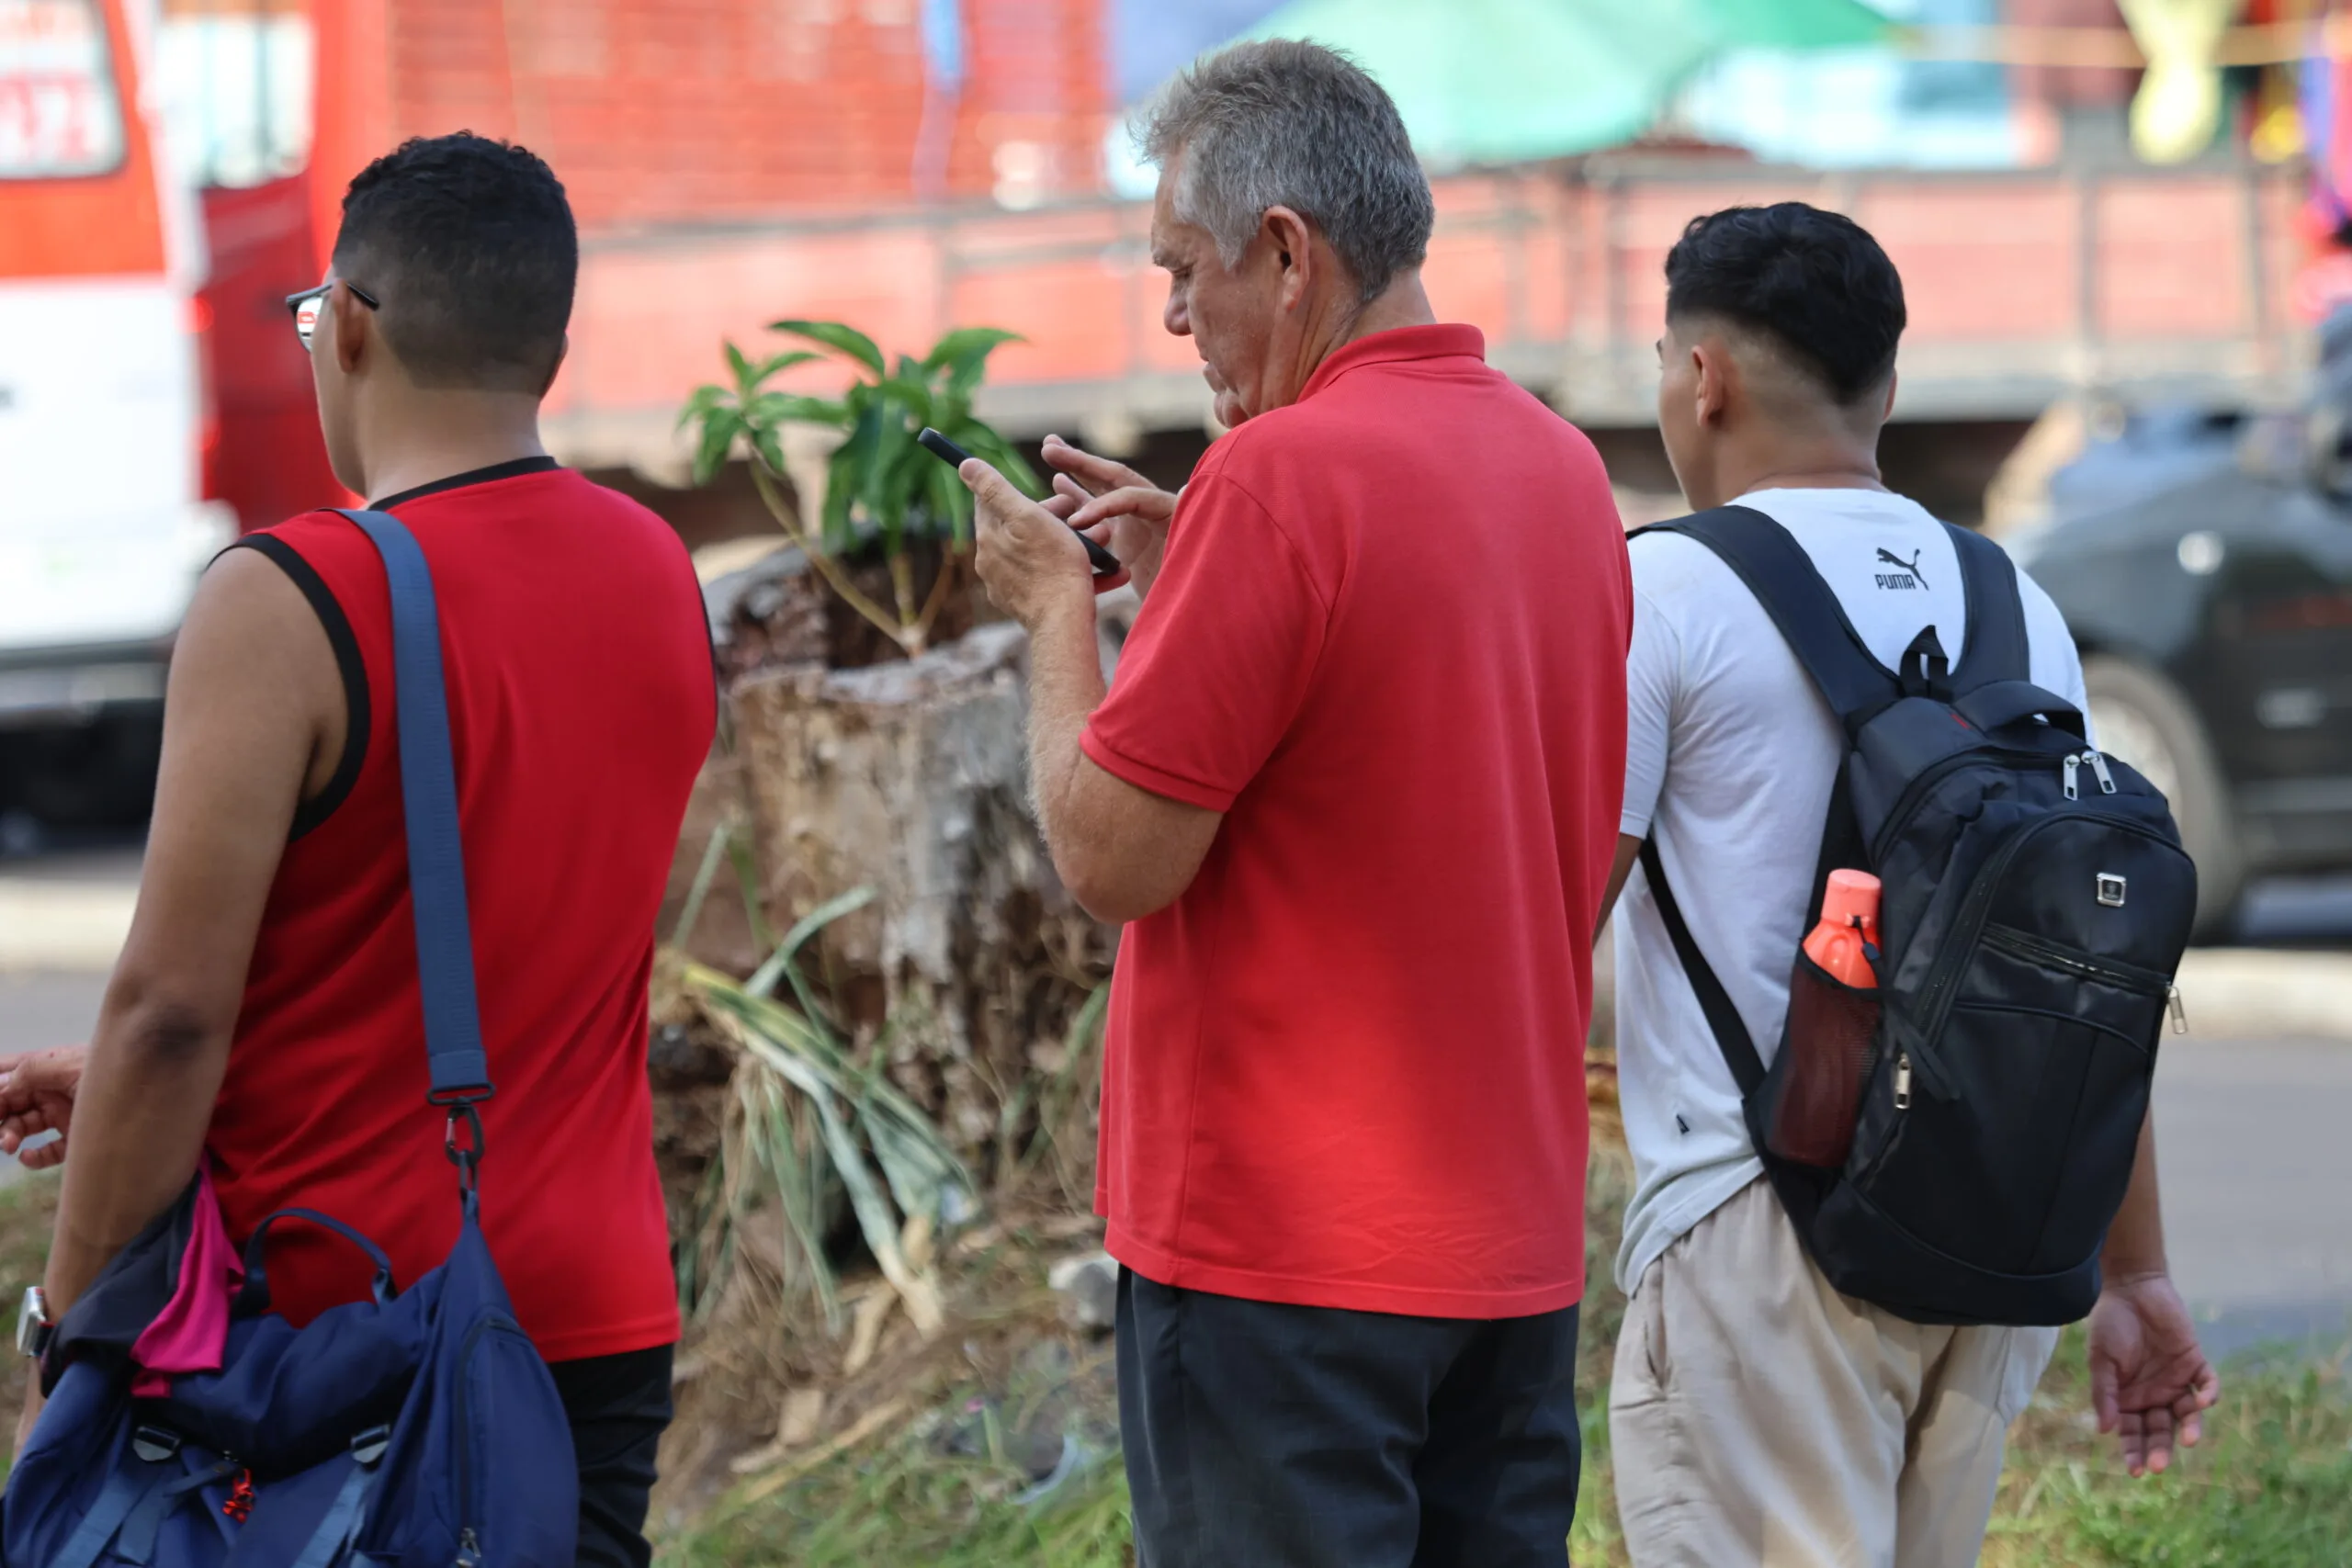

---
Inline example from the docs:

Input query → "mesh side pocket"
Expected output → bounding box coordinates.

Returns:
[1765,951,1883,1169]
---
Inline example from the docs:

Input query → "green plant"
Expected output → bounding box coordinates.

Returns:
[674,882,976,1344]
[680,320,1041,657]
[667,1415,1132,1568]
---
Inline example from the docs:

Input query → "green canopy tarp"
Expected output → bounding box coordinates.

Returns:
[1238,0,1891,168]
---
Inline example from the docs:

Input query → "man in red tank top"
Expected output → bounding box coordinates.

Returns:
[0,135,714,1565]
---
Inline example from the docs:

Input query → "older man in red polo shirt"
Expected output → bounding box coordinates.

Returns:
[960,39,1630,1568]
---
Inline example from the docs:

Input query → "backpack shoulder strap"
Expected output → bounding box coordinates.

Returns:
[333,508,493,1107]
[1636,505,1899,732]
[1946,522,2030,691]
[1636,838,1767,1098]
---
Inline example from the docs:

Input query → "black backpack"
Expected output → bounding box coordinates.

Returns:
[1634,506,2197,1326]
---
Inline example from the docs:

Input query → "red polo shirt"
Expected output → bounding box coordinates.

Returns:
[1081,324,1630,1318]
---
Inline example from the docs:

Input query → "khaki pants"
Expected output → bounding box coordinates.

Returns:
[1609,1179,2059,1568]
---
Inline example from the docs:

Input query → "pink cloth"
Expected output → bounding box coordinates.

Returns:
[130,1168,244,1398]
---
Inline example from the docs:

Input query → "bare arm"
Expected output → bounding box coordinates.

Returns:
[42,548,340,1313]
[2088,1110,2219,1476]
[1023,598,1220,924]
[2101,1111,2170,1283]
[1597,833,1642,938]
[965,460,1219,925]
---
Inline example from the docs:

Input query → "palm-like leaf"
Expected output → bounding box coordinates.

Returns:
[680,387,745,487]
[922,326,1022,374]
[770,318,887,378]
[744,349,823,389]
[685,953,972,1340]
[933,328,1022,401]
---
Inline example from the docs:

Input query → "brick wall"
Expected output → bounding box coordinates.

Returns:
[312,0,1113,236]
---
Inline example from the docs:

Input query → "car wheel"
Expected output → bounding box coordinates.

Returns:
[2081,654,2245,940]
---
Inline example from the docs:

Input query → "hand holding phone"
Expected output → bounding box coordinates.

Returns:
[919,428,1122,577]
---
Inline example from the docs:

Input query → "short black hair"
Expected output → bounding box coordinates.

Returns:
[333,133,575,392]
[1664,203,1905,405]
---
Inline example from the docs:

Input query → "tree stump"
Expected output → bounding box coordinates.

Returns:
[728,621,1113,1168]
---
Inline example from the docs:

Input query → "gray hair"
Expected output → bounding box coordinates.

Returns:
[1138,39,1433,304]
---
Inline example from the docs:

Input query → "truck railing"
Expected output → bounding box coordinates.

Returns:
[542,154,2308,477]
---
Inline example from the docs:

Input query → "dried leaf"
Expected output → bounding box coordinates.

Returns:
[842,1288,895,1376]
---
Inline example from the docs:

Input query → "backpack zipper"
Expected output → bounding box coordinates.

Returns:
[1849,1054,1915,1192]
[2086,750,2119,795]
[2063,754,2081,800]
[1981,923,2170,996]
[451,1314,520,1564]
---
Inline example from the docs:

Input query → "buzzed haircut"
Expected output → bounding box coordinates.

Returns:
[333,133,575,392]
[1664,203,1905,405]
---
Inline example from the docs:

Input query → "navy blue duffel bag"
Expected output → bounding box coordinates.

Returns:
[4,508,580,1567]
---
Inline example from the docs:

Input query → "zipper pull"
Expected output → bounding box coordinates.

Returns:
[454,1530,483,1568]
[1894,1053,1914,1111]
[2063,754,2081,800]
[2168,984,2188,1034]
[2087,750,2119,795]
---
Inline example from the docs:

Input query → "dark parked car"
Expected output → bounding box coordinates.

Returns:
[2015,402,2352,936]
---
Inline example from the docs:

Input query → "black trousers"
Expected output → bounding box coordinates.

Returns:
[547,1343,675,1568]
[1116,1269,1582,1568]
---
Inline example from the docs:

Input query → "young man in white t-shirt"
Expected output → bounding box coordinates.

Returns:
[1598,203,2220,1566]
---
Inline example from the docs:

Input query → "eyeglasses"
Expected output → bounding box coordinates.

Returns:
[285,281,380,348]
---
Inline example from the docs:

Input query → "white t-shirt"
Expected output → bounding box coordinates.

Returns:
[1612,488,2088,1292]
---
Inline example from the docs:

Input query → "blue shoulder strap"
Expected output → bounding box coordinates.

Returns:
[1946,520,2030,689]
[333,509,493,1110]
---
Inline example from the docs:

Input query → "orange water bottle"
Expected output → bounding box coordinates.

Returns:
[1803,870,1882,988]
[1769,870,1884,1168]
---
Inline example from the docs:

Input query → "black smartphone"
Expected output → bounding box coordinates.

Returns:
[918,427,1121,577]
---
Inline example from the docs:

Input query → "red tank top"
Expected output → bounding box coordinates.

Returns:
[210,461,713,1363]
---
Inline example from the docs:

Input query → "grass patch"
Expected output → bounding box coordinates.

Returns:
[662,1426,1132,1568]
[1982,1333,2352,1568]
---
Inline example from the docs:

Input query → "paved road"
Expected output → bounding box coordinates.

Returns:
[0,972,107,1054]
[1,841,136,1052]
[2156,1034,2352,1359]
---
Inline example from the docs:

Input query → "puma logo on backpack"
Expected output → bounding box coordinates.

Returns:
[1637,507,2196,1326]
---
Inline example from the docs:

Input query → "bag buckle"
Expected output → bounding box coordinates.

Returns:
[351,1424,392,1467]
[131,1425,182,1464]
[444,1102,486,1193]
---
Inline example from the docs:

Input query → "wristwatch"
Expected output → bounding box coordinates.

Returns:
[17,1285,54,1360]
